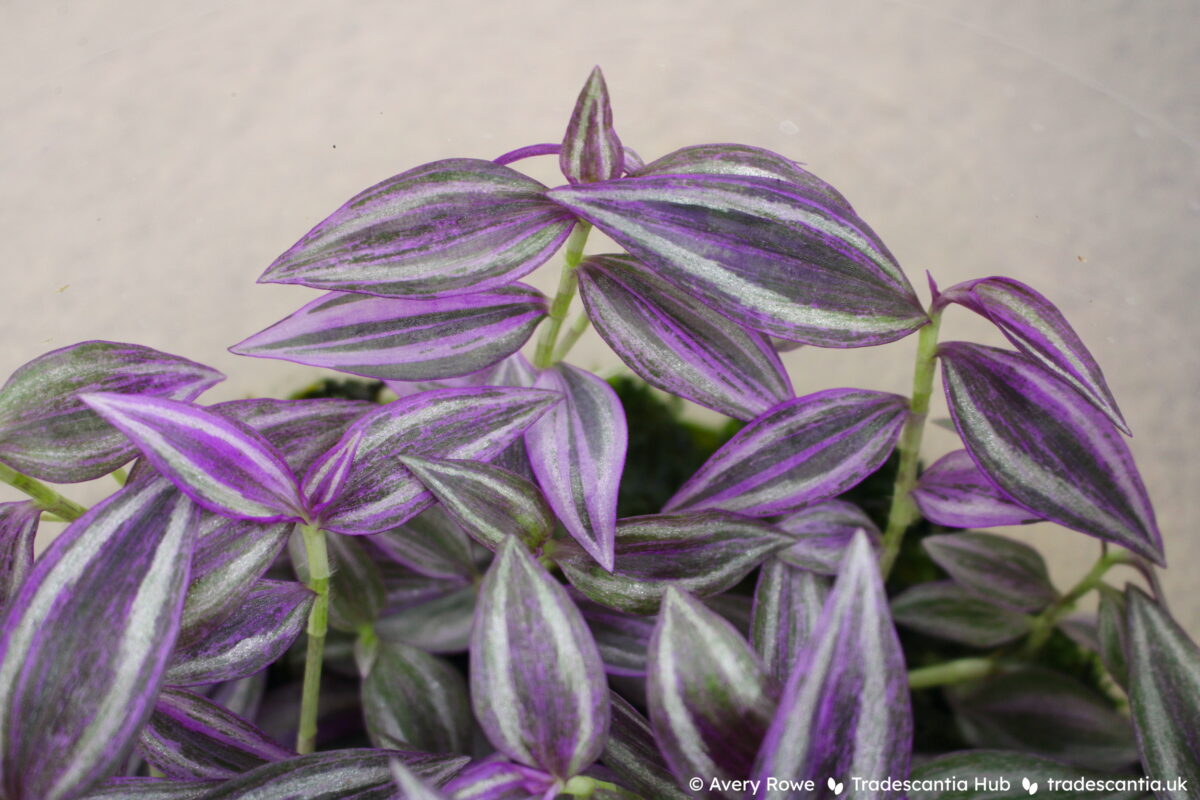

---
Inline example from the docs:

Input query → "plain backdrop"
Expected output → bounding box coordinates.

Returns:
[2,1,1198,634]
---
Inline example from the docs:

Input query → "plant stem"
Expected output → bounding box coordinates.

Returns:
[296,523,331,755]
[907,657,995,690]
[1024,550,1127,656]
[552,309,592,364]
[0,461,87,521]
[879,310,942,577]
[533,223,592,368]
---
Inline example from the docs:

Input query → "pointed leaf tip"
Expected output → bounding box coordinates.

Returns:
[561,66,624,184]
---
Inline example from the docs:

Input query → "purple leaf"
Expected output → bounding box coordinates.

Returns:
[0,502,38,612]
[0,478,198,800]
[166,580,313,687]
[635,142,854,215]
[260,158,576,297]
[470,537,609,779]
[909,751,1146,800]
[950,667,1137,771]
[363,641,472,754]
[560,66,623,185]
[939,342,1162,563]
[754,532,912,799]
[773,500,881,574]
[647,587,774,798]
[80,778,215,799]
[891,582,1033,648]
[191,748,470,799]
[922,532,1058,613]
[546,174,927,347]
[230,286,547,382]
[601,692,690,800]
[390,759,452,800]
[81,393,305,522]
[911,449,1042,530]
[577,254,793,420]
[751,560,830,688]
[442,759,556,800]
[208,674,267,723]
[304,387,560,535]
[556,510,792,614]
[318,535,386,633]
[210,398,374,475]
[666,389,909,517]
[370,507,477,580]
[138,688,292,780]
[179,515,291,642]
[377,583,477,654]
[398,456,554,550]
[0,341,222,482]
[936,276,1129,434]
[575,596,656,677]
[525,364,627,570]
[1125,587,1200,794]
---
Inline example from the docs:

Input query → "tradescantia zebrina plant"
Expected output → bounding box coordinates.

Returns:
[0,66,1193,800]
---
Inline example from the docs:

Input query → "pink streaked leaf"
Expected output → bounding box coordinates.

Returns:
[230,286,547,382]
[666,389,908,517]
[81,393,305,522]
[578,254,793,420]
[209,398,374,476]
[0,341,222,483]
[939,342,1162,564]
[751,560,830,689]
[525,365,627,570]
[304,387,560,535]
[560,66,624,185]
[260,158,575,297]
[937,276,1129,434]
[0,502,38,613]
[0,478,199,800]
[774,500,881,574]
[911,449,1041,530]
[470,537,609,779]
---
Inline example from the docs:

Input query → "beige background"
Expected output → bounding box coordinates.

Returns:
[3,2,1197,633]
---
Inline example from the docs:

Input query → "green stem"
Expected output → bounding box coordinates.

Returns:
[552,309,592,364]
[908,657,995,690]
[879,310,942,577]
[1024,550,1127,655]
[0,461,87,521]
[533,223,592,368]
[296,523,331,755]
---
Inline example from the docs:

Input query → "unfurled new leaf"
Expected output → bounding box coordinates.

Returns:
[470,537,609,779]
[0,341,222,482]
[0,478,198,800]
[666,389,908,517]
[561,66,623,184]
[891,582,1033,648]
[260,158,575,297]
[1125,587,1200,794]
[305,387,560,535]
[399,456,553,550]
[138,688,292,780]
[922,532,1057,612]
[363,641,472,754]
[647,588,774,799]
[81,393,305,522]
[547,174,927,347]
[525,364,627,570]
[911,449,1041,530]
[556,510,792,614]
[231,286,547,382]
[577,254,792,420]
[936,276,1129,433]
[754,533,912,799]
[939,343,1161,563]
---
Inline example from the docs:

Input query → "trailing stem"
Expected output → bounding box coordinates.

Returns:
[0,461,87,521]
[533,223,592,368]
[908,657,994,690]
[879,310,942,577]
[1024,549,1129,656]
[296,523,331,755]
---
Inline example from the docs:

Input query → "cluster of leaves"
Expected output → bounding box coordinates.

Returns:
[0,67,1196,800]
